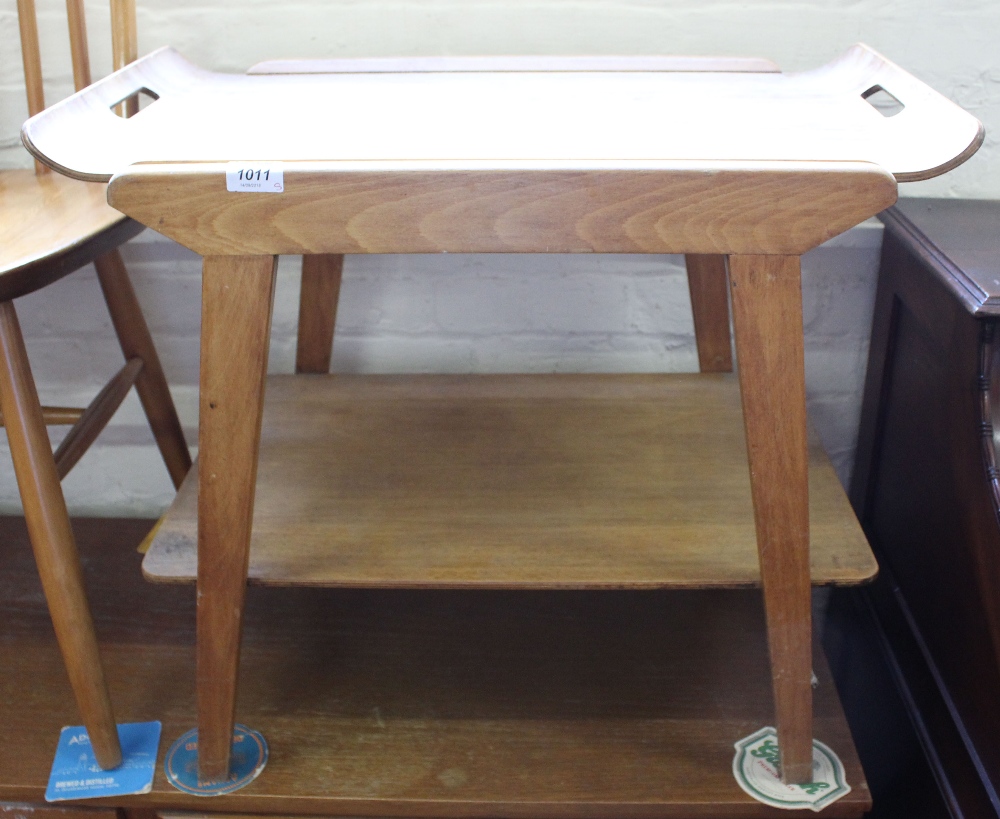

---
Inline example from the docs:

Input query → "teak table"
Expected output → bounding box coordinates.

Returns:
[22,44,982,790]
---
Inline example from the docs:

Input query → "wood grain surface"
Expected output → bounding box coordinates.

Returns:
[0,0,170,776]
[106,161,896,257]
[295,254,343,374]
[23,45,981,185]
[0,406,83,426]
[15,0,45,174]
[145,373,877,589]
[0,808,119,819]
[0,170,143,299]
[196,255,277,782]
[64,0,92,91]
[94,248,192,488]
[0,305,121,769]
[0,516,871,816]
[110,0,137,72]
[16,0,44,119]
[51,356,142,479]
[729,256,812,782]
[110,0,138,116]
[685,254,733,373]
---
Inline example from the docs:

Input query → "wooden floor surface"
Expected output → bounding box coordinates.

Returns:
[0,516,869,817]
[144,373,877,588]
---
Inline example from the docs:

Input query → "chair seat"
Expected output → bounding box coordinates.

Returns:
[0,169,143,300]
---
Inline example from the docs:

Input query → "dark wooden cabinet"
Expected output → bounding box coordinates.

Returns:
[838,198,1000,818]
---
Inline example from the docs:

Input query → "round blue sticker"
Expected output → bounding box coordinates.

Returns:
[164,724,268,796]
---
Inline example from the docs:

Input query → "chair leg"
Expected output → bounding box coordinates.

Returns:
[94,249,191,489]
[295,254,343,374]
[728,254,812,784]
[0,300,122,769]
[685,254,733,373]
[197,255,277,784]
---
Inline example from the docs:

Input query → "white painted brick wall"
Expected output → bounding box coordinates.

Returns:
[0,220,883,515]
[3,0,998,193]
[0,0,990,515]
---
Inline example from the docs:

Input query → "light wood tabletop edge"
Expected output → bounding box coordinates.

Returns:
[103,159,897,257]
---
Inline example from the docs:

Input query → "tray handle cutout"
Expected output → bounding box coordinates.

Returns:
[862,84,905,117]
[111,86,159,118]
[21,47,205,181]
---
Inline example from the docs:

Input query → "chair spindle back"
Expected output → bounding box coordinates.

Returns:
[16,0,138,174]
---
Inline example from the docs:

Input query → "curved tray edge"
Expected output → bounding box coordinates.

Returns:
[798,43,984,182]
[21,46,207,183]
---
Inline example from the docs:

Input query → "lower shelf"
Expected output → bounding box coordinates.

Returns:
[0,517,871,816]
[144,372,876,588]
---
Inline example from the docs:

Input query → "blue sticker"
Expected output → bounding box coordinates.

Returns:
[46,721,161,802]
[164,724,268,796]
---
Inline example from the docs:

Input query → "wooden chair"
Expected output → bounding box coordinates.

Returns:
[2,0,191,769]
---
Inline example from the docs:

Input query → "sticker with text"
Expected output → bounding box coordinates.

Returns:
[46,721,161,801]
[226,162,284,193]
[732,726,851,811]
[164,723,268,795]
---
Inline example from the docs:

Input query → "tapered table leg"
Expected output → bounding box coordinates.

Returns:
[685,254,733,373]
[729,254,813,784]
[196,255,277,784]
[296,254,343,374]
[0,301,122,769]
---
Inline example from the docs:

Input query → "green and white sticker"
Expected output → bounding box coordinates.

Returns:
[732,727,851,812]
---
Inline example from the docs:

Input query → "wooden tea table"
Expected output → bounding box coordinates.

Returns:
[22,44,981,790]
